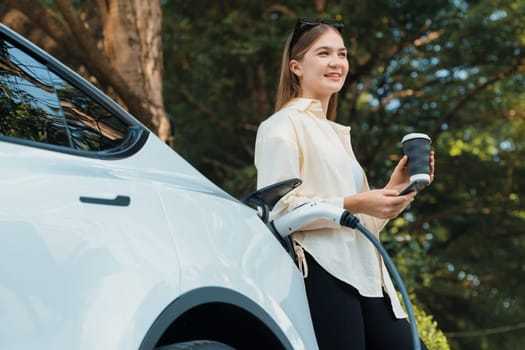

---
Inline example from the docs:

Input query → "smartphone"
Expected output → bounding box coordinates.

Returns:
[398,180,428,196]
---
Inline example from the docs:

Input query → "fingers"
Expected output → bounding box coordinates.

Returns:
[378,203,412,219]
[379,190,414,219]
[429,150,436,184]
[383,189,402,197]
[359,189,415,219]
[397,155,408,169]
[393,197,413,218]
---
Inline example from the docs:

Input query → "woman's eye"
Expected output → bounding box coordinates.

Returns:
[319,51,329,56]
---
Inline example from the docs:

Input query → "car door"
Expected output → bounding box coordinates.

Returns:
[0,31,181,350]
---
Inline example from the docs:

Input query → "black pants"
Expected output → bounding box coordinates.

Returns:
[304,252,429,350]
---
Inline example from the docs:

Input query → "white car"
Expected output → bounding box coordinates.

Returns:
[0,23,319,350]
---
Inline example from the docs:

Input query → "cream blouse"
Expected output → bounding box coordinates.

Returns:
[254,98,406,319]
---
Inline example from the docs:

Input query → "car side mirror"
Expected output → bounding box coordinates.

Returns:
[241,178,302,223]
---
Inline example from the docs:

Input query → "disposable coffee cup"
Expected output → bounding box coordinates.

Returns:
[401,133,432,184]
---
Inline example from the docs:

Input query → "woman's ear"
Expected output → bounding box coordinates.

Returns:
[289,60,302,78]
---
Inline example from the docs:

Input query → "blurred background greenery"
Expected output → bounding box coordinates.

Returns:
[2,1,524,349]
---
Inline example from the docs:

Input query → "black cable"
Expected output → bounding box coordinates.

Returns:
[340,211,421,350]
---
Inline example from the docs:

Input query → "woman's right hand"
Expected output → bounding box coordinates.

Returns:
[343,189,415,220]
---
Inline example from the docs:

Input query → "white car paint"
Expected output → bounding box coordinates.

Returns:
[0,135,319,349]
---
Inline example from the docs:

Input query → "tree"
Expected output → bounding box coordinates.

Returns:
[162,1,525,349]
[0,0,171,141]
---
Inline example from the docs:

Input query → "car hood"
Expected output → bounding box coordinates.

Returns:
[116,134,240,203]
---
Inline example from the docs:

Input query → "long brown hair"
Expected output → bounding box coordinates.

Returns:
[274,24,342,120]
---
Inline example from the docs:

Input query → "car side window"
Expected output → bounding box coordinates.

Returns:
[0,38,131,152]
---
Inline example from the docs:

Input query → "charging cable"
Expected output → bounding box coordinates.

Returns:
[271,202,421,350]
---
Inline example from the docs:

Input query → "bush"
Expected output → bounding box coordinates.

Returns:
[403,294,450,350]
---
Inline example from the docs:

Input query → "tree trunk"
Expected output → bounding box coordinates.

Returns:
[98,0,171,142]
[1,0,171,142]
[314,0,325,12]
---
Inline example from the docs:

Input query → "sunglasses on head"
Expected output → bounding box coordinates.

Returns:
[289,17,344,55]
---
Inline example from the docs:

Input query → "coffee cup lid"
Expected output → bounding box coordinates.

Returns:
[401,133,431,143]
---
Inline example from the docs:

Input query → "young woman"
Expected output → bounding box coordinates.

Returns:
[254,18,434,349]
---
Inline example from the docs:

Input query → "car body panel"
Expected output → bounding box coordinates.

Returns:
[0,139,179,349]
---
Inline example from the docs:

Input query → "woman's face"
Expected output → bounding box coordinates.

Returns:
[291,28,349,101]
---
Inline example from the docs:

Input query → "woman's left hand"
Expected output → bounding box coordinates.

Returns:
[385,155,410,193]
[385,150,435,194]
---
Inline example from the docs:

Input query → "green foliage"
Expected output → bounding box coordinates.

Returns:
[410,297,451,350]
[395,290,451,350]
[222,164,257,199]
[162,1,291,183]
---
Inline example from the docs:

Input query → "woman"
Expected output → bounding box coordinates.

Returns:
[254,17,433,349]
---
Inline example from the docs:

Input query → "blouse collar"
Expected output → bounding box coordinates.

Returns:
[286,98,326,120]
